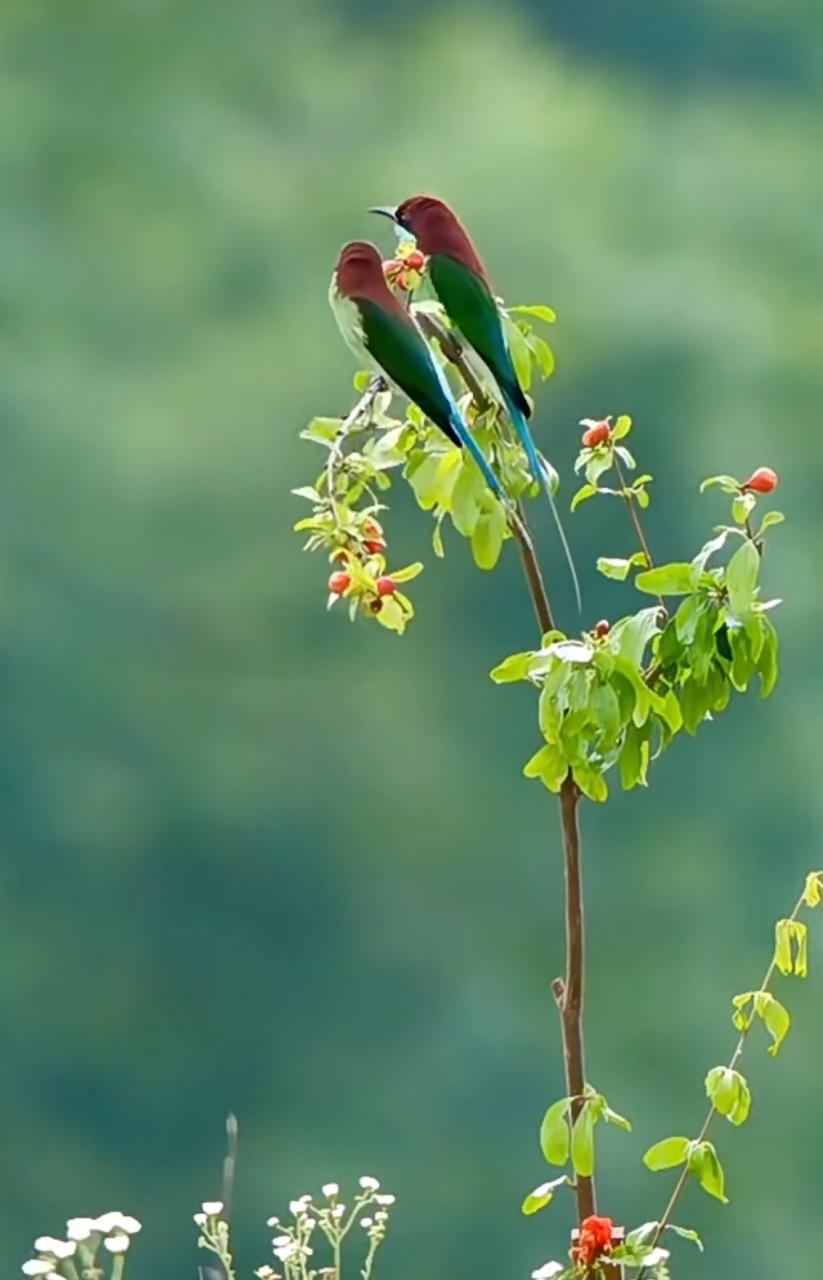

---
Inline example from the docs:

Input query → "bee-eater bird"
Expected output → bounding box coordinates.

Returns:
[330,240,506,503]
[371,197,580,607]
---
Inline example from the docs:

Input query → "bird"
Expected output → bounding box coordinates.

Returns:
[329,240,506,504]
[371,196,580,608]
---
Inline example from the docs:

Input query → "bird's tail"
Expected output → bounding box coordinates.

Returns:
[503,392,582,615]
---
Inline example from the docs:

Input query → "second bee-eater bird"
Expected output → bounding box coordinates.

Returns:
[329,241,506,503]
[371,196,580,607]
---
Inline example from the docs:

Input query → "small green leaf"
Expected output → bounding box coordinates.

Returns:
[732,491,756,525]
[571,483,598,512]
[540,1098,571,1166]
[804,872,823,909]
[668,1225,703,1251]
[521,1175,569,1216]
[754,991,791,1055]
[524,743,568,793]
[596,552,648,581]
[775,919,808,977]
[725,539,760,619]
[570,1102,595,1178]
[635,564,695,596]
[510,304,557,324]
[505,317,533,392]
[731,991,755,1032]
[705,1066,751,1126]
[572,761,609,803]
[612,414,632,440]
[758,510,785,534]
[700,474,740,493]
[471,501,507,570]
[353,370,372,392]
[490,652,535,684]
[643,1136,690,1172]
[432,517,445,558]
[389,562,424,584]
[688,1141,727,1203]
[756,620,779,697]
[530,335,556,380]
[604,1105,632,1132]
[450,456,484,537]
[774,919,794,976]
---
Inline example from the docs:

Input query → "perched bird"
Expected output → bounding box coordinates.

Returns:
[371,196,579,606]
[329,240,505,502]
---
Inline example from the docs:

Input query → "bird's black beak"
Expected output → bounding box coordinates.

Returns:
[369,205,399,222]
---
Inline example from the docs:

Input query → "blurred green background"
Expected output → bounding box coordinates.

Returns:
[0,0,821,1276]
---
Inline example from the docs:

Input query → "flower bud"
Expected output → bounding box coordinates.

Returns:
[741,466,778,494]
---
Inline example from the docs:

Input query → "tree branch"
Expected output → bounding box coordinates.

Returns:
[424,316,593,1224]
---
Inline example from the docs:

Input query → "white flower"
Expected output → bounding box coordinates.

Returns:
[374,1212,387,1222]
[531,1264,564,1280]
[288,1200,304,1216]
[194,1214,207,1227]
[331,1204,345,1219]
[266,1217,280,1227]
[274,1243,298,1263]
[272,1235,293,1246]
[373,1194,394,1206]
[93,1214,141,1235]
[361,1218,373,1229]
[201,1202,223,1217]
[22,1263,55,1277]
[303,1218,316,1230]
[34,1240,76,1260]
[644,1248,670,1267]
[66,1219,96,1242]
[104,1238,130,1255]
[321,1183,339,1198]
[358,1177,379,1190]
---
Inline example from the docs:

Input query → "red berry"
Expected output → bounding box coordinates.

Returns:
[363,518,383,538]
[376,577,396,597]
[594,619,610,638]
[328,571,351,595]
[405,250,426,271]
[582,420,611,449]
[364,539,385,555]
[742,466,778,494]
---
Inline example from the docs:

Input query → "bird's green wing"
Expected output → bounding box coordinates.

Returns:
[358,301,461,447]
[429,253,530,418]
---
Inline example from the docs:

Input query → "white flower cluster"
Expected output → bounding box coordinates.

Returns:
[21,1214,141,1276]
[256,1177,395,1280]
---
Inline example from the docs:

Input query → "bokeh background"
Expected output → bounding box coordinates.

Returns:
[0,0,821,1276]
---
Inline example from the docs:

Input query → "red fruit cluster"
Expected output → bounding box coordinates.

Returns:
[572,1215,614,1268]
[593,619,610,638]
[405,249,426,271]
[363,518,386,555]
[741,466,778,495]
[582,419,612,449]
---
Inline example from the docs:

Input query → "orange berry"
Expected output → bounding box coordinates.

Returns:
[364,539,385,555]
[405,250,426,271]
[328,571,351,595]
[741,466,778,494]
[376,577,396,597]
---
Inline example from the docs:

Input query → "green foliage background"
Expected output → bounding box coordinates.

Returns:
[0,1,820,1277]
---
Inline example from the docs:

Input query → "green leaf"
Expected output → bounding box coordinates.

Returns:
[523,743,568,793]
[611,606,664,667]
[408,451,448,511]
[732,490,757,525]
[571,482,598,512]
[731,991,755,1032]
[596,552,648,581]
[353,370,372,392]
[758,510,785,534]
[603,1105,632,1132]
[643,1136,690,1172]
[530,335,555,380]
[725,539,760,619]
[668,1225,703,1251]
[490,651,535,684]
[619,720,649,790]
[521,1176,569,1216]
[505,317,533,392]
[804,872,823,909]
[635,486,650,509]
[389,561,424,584]
[754,991,791,1056]
[510,304,557,324]
[614,445,636,470]
[612,414,632,440]
[450,457,484,537]
[688,1141,727,1203]
[680,676,710,736]
[471,501,507,571]
[700,474,740,493]
[540,1098,571,1166]
[774,918,794,976]
[756,620,779,697]
[572,761,609,803]
[591,682,622,742]
[705,1066,751,1126]
[635,564,695,596]
[432,517,445,559]
[570,1102,595,1178]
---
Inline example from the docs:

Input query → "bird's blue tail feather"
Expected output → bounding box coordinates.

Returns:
[503,393,582,615]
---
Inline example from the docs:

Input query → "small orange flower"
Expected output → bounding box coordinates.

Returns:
[580,418,612,449]
[571,1215,614,1268]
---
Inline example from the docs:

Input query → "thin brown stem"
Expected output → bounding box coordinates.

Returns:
[422,314,593,1225]
[639,882,810,1274]
[611,450,665,618]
